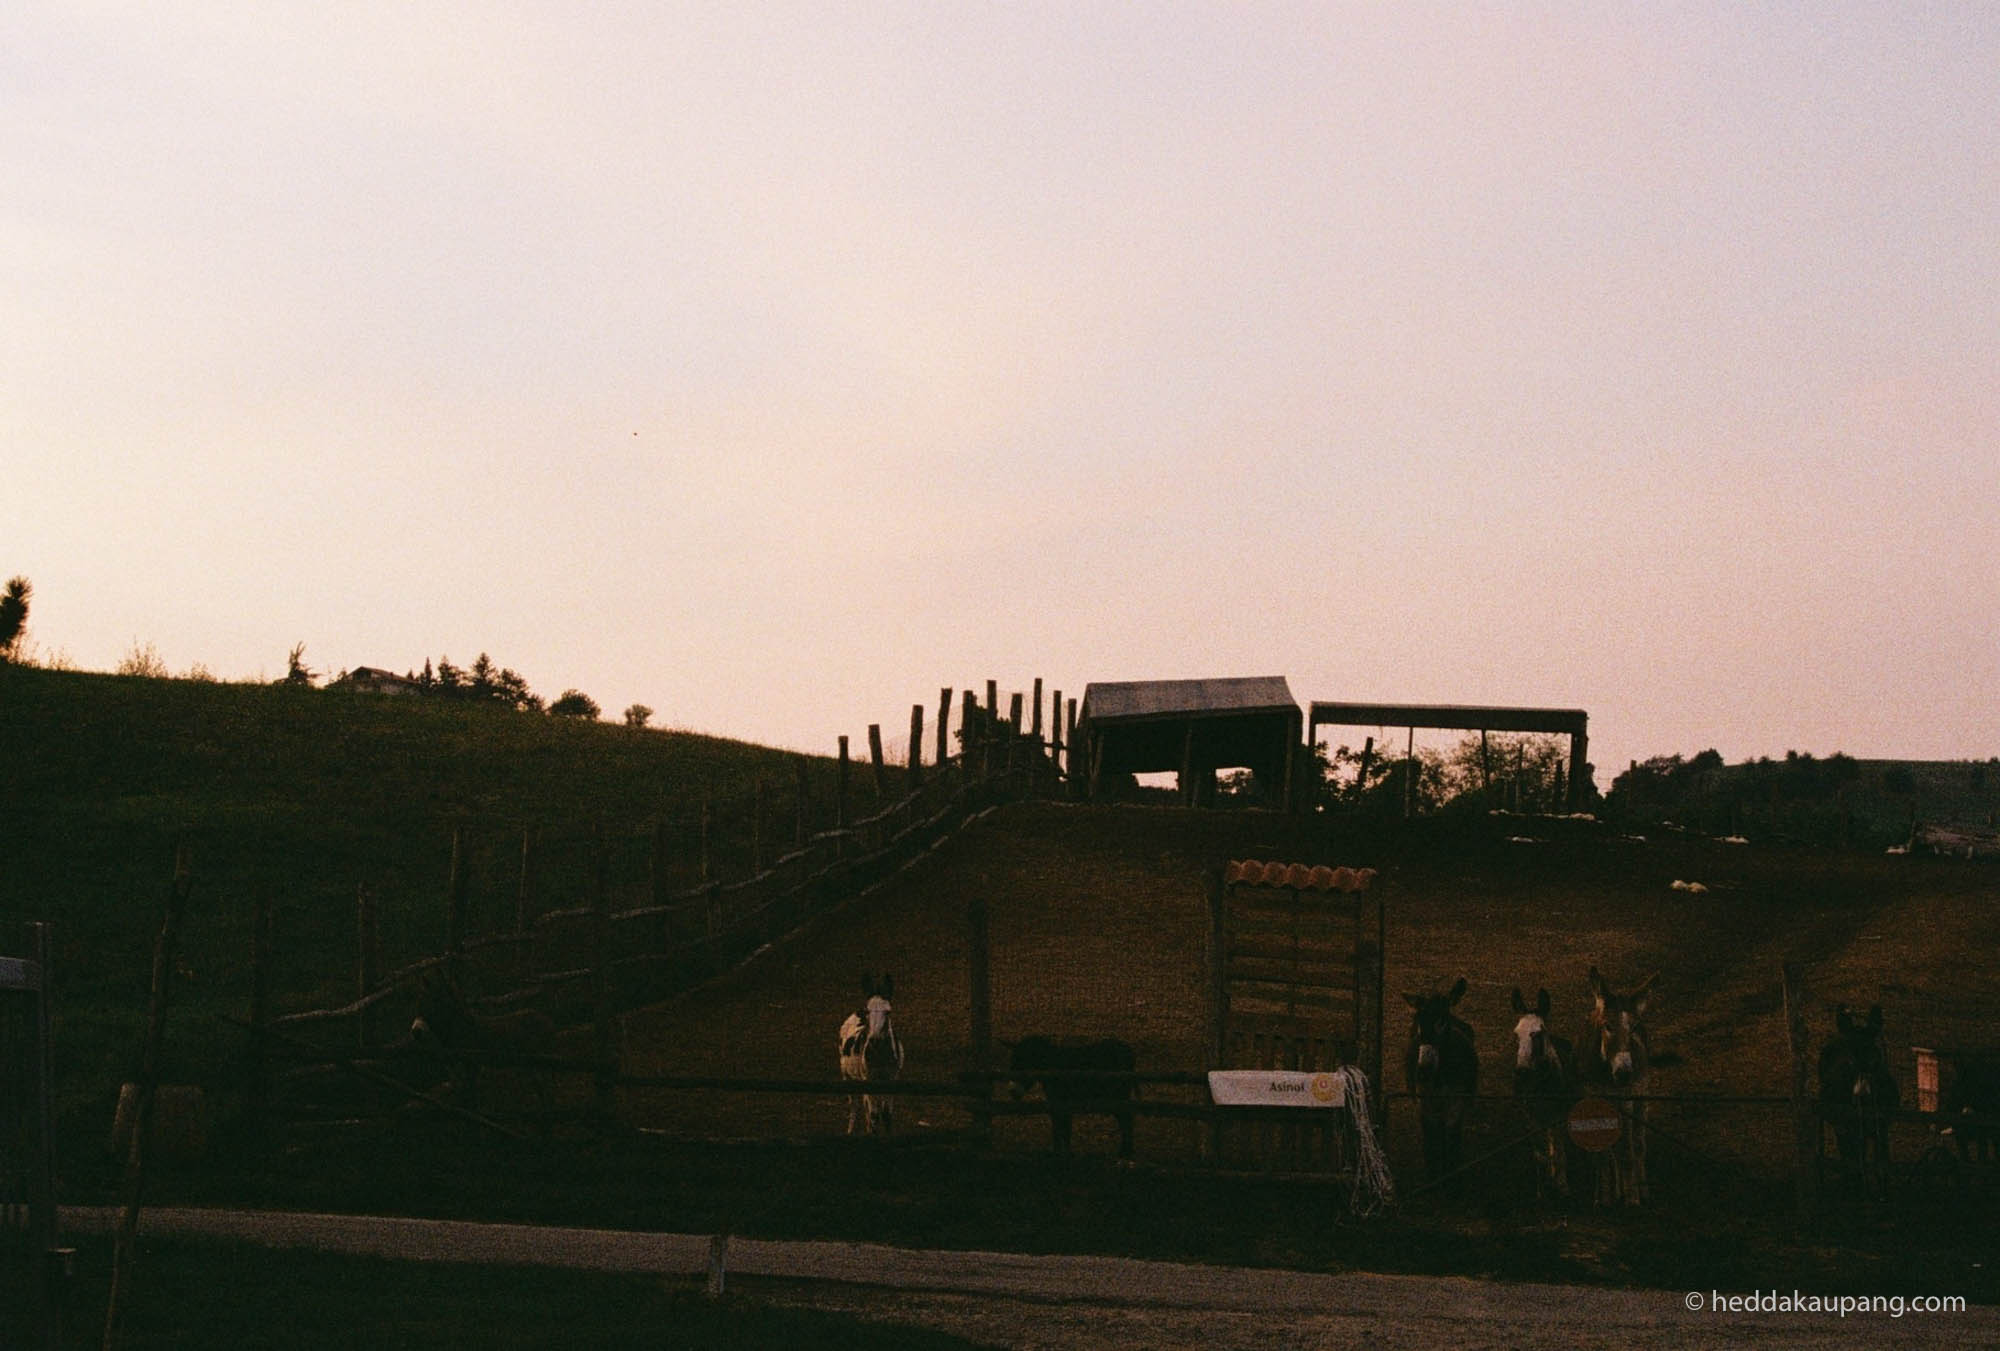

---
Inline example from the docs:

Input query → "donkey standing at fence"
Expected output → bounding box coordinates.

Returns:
[409,967,557,1114]
[1818,1003,1897,1198]
[1511,986,1577,1200]
[1578,966,1654,1206]
[838,974,905,1136]
[1404,977,1478,1190]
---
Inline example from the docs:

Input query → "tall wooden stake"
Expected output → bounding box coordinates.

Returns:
[103,844,193,1351]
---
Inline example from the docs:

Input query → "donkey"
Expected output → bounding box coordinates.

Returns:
[408,967,557,1114]
[1006,1035,1137,1159]
[838,974,904,1136]
[1404,977,1478,1190]
[1510,987,1577,1200]
[1818,1004,1897,1198]
[1577,966,1654,1206]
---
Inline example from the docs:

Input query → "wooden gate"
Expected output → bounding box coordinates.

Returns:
[1207,861,1383,1170]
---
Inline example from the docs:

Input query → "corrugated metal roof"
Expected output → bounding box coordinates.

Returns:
[1081,676,1298,724]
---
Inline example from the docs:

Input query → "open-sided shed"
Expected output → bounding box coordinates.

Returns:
[1078,677,1303,808]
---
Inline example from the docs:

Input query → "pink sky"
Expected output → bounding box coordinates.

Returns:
[6,4,1996,782]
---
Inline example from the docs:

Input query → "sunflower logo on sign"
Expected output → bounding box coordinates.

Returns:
[1310,1072,1340,1104]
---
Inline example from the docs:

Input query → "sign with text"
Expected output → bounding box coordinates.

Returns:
[1567,1097,1623,1152]
[1208,1070,1347,1109]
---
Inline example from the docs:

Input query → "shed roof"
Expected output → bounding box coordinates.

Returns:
[1081,676,1299,724]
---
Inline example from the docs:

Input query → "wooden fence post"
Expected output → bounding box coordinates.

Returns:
[835,739,850,852]
[793,756,809,850]
[1048,688,1062,790]
[591,835,616,1121]
[355,884,381,1049]
[1031,678,1043,739]
[1783,961,1820,1230]
[445,825,468,985]
[517,828,536,984]
[1066,698,1078,787]
[908,704,925,789]
[104,843,194,1351]
[968,887,992,1145]
[1206,867,1227,1162]
[1006,694,1023,779]
[246,890,272,1142]
[868,724,886,801]
[936,689,951,769]
[961,691,980,781]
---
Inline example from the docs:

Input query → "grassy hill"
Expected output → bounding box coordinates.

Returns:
[0,663,858,1127]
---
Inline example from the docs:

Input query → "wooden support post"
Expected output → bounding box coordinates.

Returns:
[1031,678,1044,738]
[960,691,978,772]
[967,887,992,1145]
[936,688,952,769]
[985,679,998,722]
[1783,961,1820,1230]
[1480,729,1492,801]
[1358,736,1375,801]
[868,723,886,800]
[908,704,925,788]
[1049,688,1063,776]
[1066,698,1079,787]
[355,884,381,1049]
[1006,693,1023,777]
[1568,727,1590,811]
[1404,727,1416,819]
[1181,721,1197,807]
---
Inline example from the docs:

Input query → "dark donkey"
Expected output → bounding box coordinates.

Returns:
[1510,987,1577,1200]
[1404,978,1478,1189]
[1577,966,1654,1206]
[1006,1035,1137,1158]
[1817,1004,1897,1197]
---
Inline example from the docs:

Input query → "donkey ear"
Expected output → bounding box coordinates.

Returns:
[1448,977,1467,1005]
[1403,993,1423,1009]
[1588,966,1607,996]
[881,974,894,1000]
[1536,988,1551,1018]
[1511,987,1528,1014]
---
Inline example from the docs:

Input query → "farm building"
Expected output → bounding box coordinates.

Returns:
[330,666,423,696]
[1077,676,1303,808]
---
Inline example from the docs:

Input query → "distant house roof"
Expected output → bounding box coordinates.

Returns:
[1080,676,1299,725]
[333,666,422,694]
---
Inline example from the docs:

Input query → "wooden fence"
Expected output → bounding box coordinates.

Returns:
[244,682,1073,1131]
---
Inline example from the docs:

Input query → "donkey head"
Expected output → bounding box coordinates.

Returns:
[1588,966,1654,1087]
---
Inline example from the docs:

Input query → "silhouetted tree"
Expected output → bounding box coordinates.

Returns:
[550,690,600,720]
[0,576,30,662]
[623,704,654,728]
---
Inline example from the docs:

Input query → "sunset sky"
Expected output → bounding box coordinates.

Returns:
[7,4,1996,782]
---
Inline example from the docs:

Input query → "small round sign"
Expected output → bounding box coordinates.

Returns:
[1567,1097,1623,1153]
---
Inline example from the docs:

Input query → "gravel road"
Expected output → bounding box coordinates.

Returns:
[62,1207,1994,1349]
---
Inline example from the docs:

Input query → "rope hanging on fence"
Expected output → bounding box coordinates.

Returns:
[1339,1065,1394,1216]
